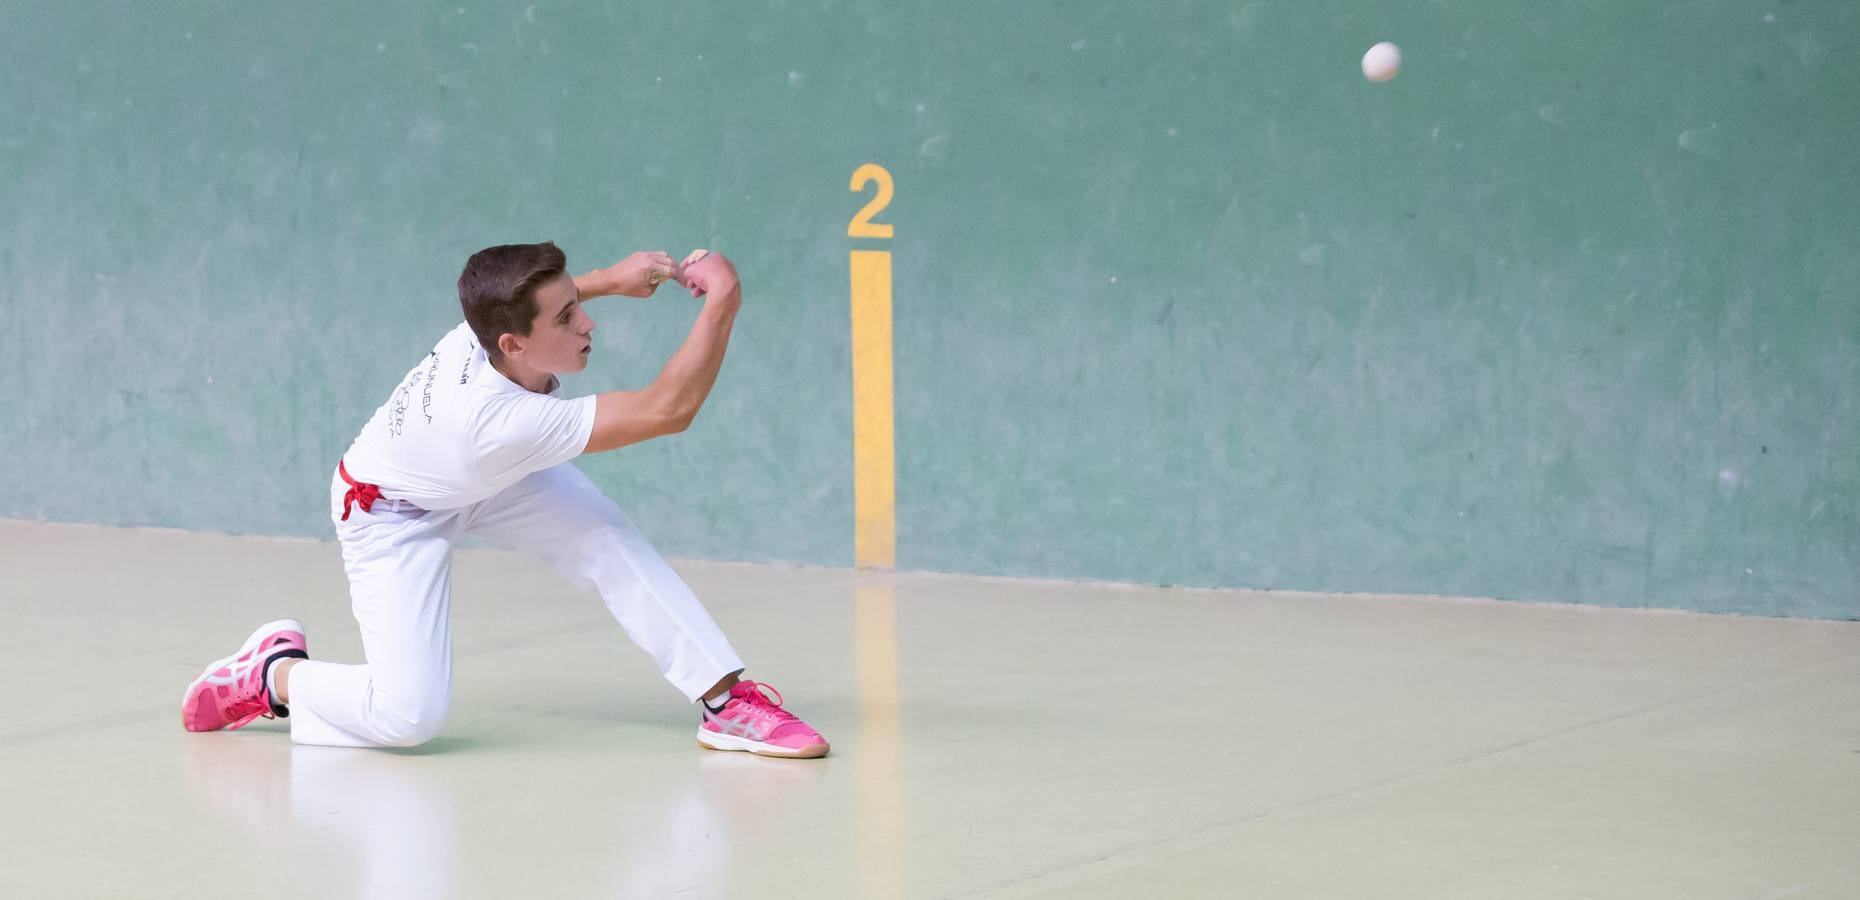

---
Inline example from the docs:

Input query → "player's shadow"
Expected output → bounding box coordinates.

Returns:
[380,735,490,756]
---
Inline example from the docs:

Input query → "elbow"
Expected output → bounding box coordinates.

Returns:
[642,383,699,437]
[654,399,697,436]
[662,409,697,435]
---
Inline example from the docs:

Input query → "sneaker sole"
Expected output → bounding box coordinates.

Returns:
[696,729,830,759]
[179,618,305,731]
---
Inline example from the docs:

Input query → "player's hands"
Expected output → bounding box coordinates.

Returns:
[599,251,683,298]
[678,249,739,301]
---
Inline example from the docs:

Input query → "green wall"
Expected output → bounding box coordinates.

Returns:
[3,2,1855,617]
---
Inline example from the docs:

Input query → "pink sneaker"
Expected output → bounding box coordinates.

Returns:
[698,681,830,759]
[180,619,308,733]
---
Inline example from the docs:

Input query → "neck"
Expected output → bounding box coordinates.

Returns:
[491,355,555,394]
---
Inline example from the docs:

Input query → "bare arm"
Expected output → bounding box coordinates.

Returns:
[582,253,742,455]
[573,270,620,300]
[574,251,681,301]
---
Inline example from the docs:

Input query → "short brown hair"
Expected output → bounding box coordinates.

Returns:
[458,242,568,358]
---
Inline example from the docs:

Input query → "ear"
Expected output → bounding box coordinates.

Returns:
[496,332,524,358]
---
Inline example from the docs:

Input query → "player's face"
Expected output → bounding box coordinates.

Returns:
[523,275,596,374]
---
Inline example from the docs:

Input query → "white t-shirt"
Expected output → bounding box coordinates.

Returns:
[339,322,597,510]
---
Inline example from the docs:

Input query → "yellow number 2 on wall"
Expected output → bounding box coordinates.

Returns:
[848,163,895,239]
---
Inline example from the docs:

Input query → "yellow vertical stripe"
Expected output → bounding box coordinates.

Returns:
[850,250,896,569]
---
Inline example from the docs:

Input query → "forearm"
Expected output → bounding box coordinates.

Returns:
[573,269,622,300]
[649,288,741,426]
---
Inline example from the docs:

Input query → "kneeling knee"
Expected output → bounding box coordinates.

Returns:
[373,696,450,748]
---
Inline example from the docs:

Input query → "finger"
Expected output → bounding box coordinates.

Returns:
[682,248,711,267]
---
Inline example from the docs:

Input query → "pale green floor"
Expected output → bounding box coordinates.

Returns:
[2,520,1857,899]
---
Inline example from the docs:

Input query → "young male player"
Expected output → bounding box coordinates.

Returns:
[179,243,829,759]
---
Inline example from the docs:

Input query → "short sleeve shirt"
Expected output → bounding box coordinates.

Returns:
[339,323,596,510]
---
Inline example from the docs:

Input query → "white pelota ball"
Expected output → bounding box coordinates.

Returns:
[1362,42,1401,82]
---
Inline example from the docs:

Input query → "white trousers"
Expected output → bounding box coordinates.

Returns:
[287,464,746,748]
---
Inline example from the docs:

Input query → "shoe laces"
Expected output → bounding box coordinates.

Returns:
[224,664,277,731]
[732,681,804,731]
